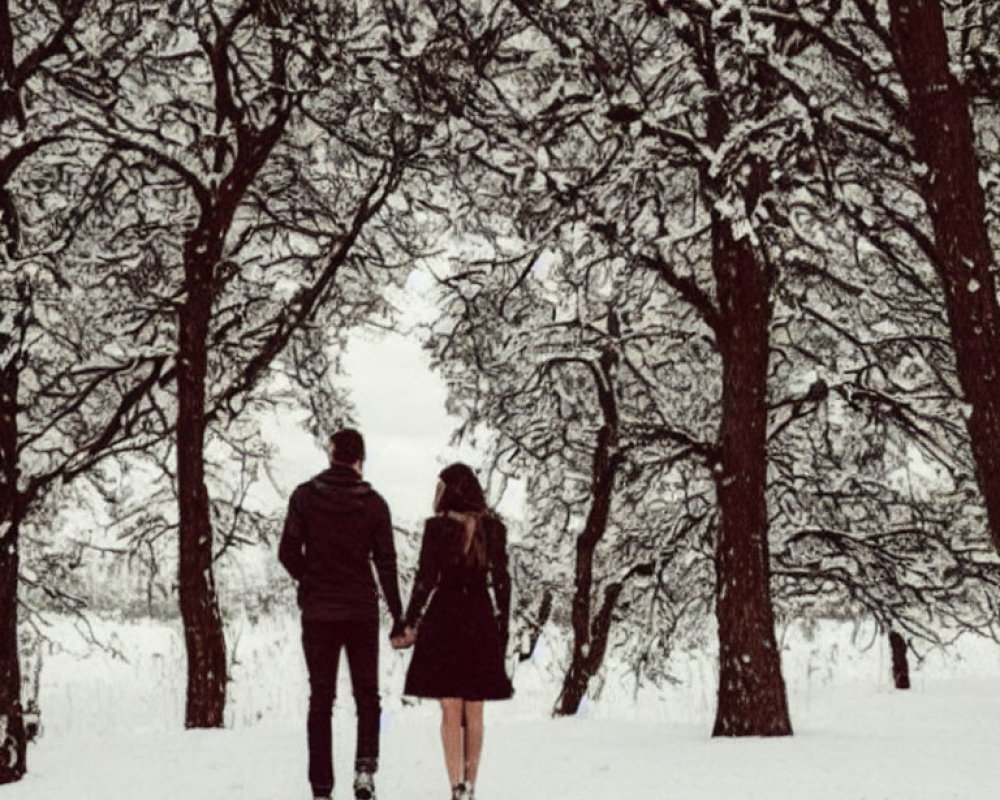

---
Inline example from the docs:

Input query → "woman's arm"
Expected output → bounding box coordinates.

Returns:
[489,521,511,647]
[403,519,440,628]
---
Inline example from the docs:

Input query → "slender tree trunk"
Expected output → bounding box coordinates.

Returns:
[887,0,1000,554]
[0,356,25,783]
[889,630,910,690]
[1,17,27,760]
[710,218,792,737]
[0,0,24,128]
[176,229,227,728]
[555,343,622,716]
[169,25,288,722]
[518,589,552,663]
[0,523,24,784]
[557,577,625,715]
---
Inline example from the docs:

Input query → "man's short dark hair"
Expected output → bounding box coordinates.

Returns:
[330,428,365,465]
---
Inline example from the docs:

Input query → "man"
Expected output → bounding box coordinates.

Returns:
[279,428,404,800]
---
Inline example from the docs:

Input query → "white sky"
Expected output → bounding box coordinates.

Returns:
[342,330,477,529]
[260,330,475,531]
[264,273,523,531]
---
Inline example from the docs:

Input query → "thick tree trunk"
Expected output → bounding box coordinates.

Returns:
[176,232,227,728]
[889,630,910,690]
[710,218,792,737]
[555,344,622,716]
[686,16,792,736]
[887,0,1000,555]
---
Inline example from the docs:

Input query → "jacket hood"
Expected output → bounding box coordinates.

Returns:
[310,464,376,497]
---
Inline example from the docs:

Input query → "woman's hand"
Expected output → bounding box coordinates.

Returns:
[391,625,417,649]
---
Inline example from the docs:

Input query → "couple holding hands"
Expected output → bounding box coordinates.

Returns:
[279,429,512,800]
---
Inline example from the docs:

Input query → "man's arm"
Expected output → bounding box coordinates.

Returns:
[278,490,306,581]
[371,497,404,632]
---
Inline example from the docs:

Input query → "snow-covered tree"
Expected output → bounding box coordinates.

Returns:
[761,0,1000,558]
[0,0,177,782]
[881,0,1000,555]
[736,66,1000,671]
[49,0,519,728]
[415,0,809,735]
[427,252,717,715]
[52,0,454,727]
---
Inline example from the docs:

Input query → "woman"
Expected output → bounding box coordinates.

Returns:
[398,463,513,800]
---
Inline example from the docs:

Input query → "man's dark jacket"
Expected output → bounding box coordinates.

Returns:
[279,463,403,626]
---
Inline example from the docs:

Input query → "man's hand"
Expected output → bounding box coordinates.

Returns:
[390,626,417,649]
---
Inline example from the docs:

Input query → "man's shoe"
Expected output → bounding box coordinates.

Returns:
[354,769,376,800]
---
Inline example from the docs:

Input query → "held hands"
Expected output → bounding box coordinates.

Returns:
[390,625,417,650]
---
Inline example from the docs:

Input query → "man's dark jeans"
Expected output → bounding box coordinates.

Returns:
[302,618,380,796]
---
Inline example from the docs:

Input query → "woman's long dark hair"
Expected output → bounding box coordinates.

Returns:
[435,463,490,566]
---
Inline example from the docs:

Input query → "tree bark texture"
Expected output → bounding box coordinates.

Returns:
[887,0,1000,555]
[176,226,228,728]
[683,13,793,735]
[710,218,792,737]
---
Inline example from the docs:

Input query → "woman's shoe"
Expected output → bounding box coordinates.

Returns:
[451,781,475,800]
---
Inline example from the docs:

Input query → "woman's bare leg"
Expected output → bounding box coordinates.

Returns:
[440,698,465,789]
[462,700,485,787]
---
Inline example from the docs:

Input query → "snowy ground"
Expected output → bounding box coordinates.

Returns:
[9,613,1000,800]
